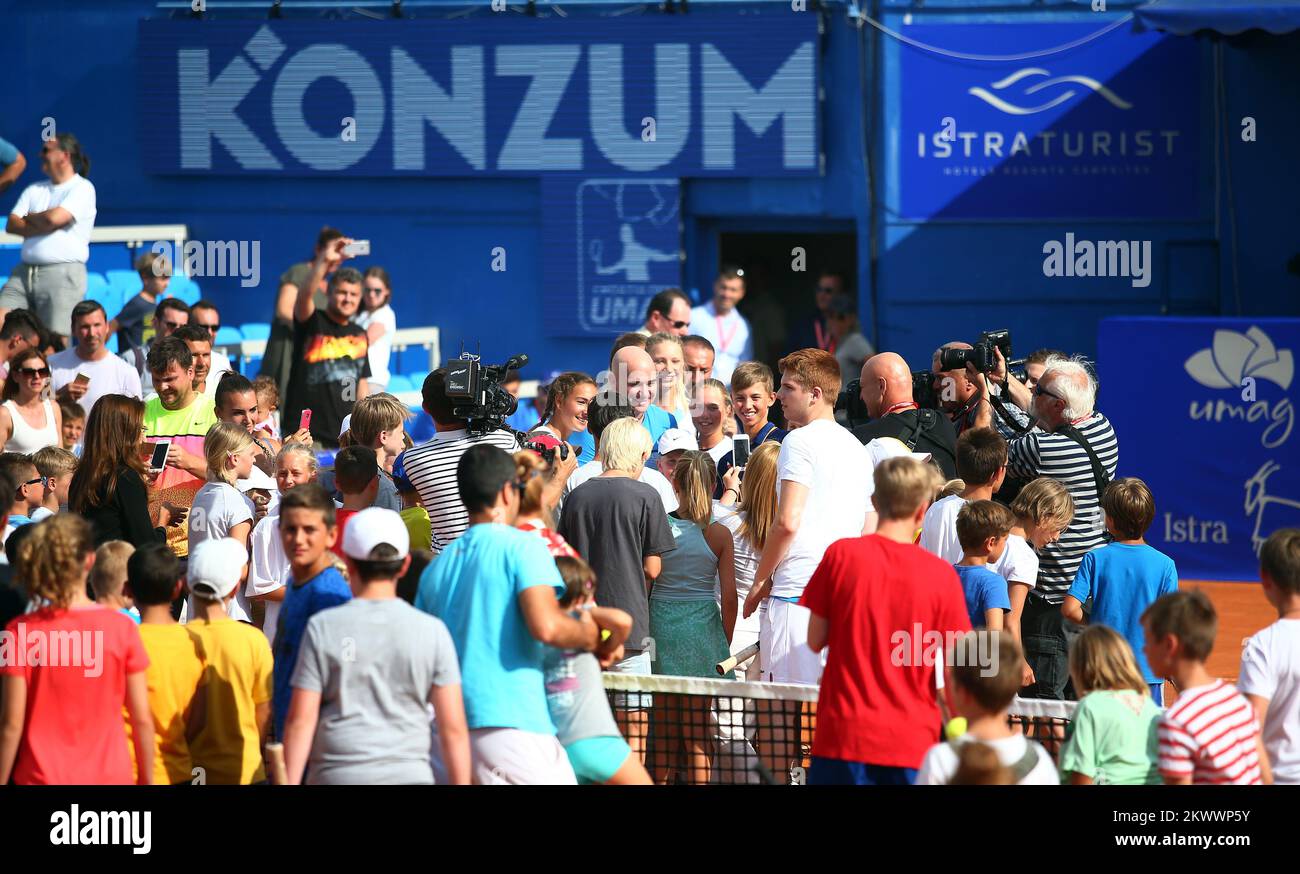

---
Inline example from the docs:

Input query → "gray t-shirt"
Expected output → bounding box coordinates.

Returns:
[115,293,155,352]
[317,467,402,512]
[556,476,675,647]
[291,598,461,785]
[544,642,621,745]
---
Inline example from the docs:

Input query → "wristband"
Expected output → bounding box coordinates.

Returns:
[723,487,739,498]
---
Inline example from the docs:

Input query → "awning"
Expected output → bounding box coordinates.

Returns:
[1134,0,1300,35]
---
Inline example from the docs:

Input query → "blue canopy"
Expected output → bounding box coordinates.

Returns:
[1134,0,1300,35]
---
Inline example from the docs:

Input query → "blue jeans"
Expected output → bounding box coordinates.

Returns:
[808,757,917,786]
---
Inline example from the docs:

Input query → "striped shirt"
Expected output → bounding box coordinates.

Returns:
[1158,680,1262,784]
[395,428,520,555]
[1006,413,1119,603]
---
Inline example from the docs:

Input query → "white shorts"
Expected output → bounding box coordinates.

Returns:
[468,728,577,785]
[760,598,824,686]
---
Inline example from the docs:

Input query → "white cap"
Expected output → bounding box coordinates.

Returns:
[341,507,410,561]
[657,428,698,456]
[339,413,352,440]
[188,538,249,601]
[866,436,933,468]
[236,465,277,493]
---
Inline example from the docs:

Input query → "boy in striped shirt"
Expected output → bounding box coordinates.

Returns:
[1142,591,1268,785]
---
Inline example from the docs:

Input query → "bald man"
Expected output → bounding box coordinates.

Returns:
[852,353,958,478]
[608,344,678,461]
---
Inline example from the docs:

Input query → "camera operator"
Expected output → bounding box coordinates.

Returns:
[933,340,1031,442]
[852,352,958,479]
[970,353,1118,701]
[396,369,575,555]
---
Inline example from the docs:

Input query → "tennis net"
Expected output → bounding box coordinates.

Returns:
[602,672,1077,785]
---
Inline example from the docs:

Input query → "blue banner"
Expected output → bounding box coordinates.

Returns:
[137,14,819,177]
[542,177,681,337]
[897,22,1200,220]
[1099,317,1299,581]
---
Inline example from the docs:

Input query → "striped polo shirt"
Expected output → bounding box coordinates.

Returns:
[395,428,521,555]
[1158,680,1262,784]
[1006,412,1119,603]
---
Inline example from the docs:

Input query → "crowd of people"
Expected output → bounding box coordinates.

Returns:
[0,132,1296,787]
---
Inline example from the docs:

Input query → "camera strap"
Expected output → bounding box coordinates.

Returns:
[989,388,1032,436]
[896,408,939,451]
[1054,421,1111,499]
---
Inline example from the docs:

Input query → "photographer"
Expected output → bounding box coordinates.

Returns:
[933,340,1031,442]
[397,369,575,556]
[852,352,958,479]
[972,354,1119,700]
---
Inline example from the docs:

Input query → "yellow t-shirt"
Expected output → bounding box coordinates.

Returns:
[401,506,432,552]
[187,617,273,785]
[127,623,207,785]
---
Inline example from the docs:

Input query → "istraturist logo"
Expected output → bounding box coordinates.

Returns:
[967,67,1133,116]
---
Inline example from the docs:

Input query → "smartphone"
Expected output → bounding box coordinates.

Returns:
[73,372,91,386]
[732,434,751,470]
[342,240,370,257]
[149,440,171,471]
[299,409,312,432]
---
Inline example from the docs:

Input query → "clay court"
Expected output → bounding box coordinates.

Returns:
[1182,580,1272,683]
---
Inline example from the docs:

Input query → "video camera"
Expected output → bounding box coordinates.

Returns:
[443,352,528,438]
[937,329,1013,374]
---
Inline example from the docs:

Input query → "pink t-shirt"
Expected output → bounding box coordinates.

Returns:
[1,605,149,784]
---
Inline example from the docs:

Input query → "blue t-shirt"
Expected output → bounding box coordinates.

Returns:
[953,564,1011,629]
[642,405,677,468]
[1067,542,1178,684]
[272,565,352,739]
[415,523,565,735]
[0,137,18,166]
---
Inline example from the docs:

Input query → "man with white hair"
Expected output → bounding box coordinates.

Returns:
[974,353,1118,700]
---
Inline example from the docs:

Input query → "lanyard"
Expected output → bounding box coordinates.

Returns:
[814,319,836,354]
[715,311,738,356]
[883,401,918,416]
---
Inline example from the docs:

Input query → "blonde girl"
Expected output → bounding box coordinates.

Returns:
[646,333,692,426]
[188,422,259,622]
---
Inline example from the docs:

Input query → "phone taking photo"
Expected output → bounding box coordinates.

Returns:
[732,434,751,471]
[342,240,370,257]
[149,440,171,471]
[299,409,312,433]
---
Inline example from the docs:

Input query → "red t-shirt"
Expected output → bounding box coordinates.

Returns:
[800,534,971,768]
[0,605,149,784]
[331,508,359,559]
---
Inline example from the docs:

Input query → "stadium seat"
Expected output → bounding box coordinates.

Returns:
[386,375,413,394]
[85,272,110,300]
[241,356,262,377]
[239,322,271,341]
[404,370,430,392]
[106,269,139,296]
[167,275,200,305]
[214,326,242,347]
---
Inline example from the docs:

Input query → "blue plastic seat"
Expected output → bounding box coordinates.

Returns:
[404,370,430,392]
[168,275,200,305]
[386,375,413,394]
[85,272,110,302]
[214,326,242,347]
[239,322,272,341]
[106,269,139,296]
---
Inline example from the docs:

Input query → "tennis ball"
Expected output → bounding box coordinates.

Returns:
[601,629,612,642]
[945,717,968,740]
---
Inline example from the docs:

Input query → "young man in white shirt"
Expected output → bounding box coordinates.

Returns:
[51,301,143,418]
[688,269,752,385]
[1,134,96,336]
[743,348,872,685]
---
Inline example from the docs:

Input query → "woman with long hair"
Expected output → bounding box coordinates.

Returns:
[188,422,259,621]
[528,371,598,464]
[67,394,174,547]
[512,449,578,557]
[357,266,396,394]
[649,450,737,785]
[0,348,62,453]
[0,515,154,785]
[646,333,692,427]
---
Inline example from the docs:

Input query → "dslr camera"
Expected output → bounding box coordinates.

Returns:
[443,352,528,437]
[938,329,1013,374]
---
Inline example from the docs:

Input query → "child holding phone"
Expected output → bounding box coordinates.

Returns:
[715,362,786,501]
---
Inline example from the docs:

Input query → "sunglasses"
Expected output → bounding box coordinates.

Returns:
[668,319,689,330]
[817,285,838,294]
[17,367,50,378]
[22,476,44,488]
[1032,384,1065,402]
[198,323,220,335]
[161,319,186,331]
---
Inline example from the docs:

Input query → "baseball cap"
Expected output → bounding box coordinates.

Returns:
[341,507,410,561]
[524,432,565,458]
[236,466,277,493]
[657,428,698,456]
[866,436,932,468]
[188,538,248,602]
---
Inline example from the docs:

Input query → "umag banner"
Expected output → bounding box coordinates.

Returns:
[1099,317,1299,581]
[542,177,681,337]
[898,22,1200,220]
[137,14,819,177]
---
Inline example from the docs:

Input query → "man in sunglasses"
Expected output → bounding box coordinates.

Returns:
[634,288,691,339]
[123,297,190,393]
[972,353,1119,703]
[189,299,234,399]
[787,269,846,357]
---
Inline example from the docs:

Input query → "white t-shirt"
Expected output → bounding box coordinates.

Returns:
[770,418,871,599]
[995,534,1039,589]
[11,174,96,264]
[702,436,733,466]
[916,734,1060,785]
[204,349,235,400]
[247,514,291,647]
[562,459,678,514]
[1238,618,1300,784]
[50,348,144,418]
[188,481,255,622]
[919,495,1038,587]
[357,304,395,387]
[688,301,752,385]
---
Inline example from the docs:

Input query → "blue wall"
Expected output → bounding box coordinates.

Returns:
[1,0,1296,380]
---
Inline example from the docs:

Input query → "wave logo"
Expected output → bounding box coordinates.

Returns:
[1185,327,1294,391]
[967,68,1133,116]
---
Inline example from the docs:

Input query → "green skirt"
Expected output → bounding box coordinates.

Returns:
[649,598,734,680]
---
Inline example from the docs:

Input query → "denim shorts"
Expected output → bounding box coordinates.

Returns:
[1019,593,1083,700]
